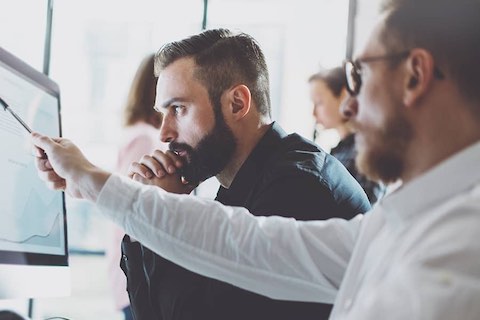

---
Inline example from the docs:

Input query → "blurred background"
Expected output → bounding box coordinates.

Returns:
[0,0,382,318]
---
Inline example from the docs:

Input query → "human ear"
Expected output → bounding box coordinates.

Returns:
[228,84,251,119]
[403,48,436,107]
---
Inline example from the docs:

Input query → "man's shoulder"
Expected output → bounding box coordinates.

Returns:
[281,131,324,151]
[266,123,324,154]
[268,132,355,178]
[265,132,327,177]
[249,132,371,219]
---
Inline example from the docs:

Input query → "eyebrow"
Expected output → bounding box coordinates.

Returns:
[155,97,184,111]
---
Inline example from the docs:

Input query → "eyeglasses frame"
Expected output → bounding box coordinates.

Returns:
[343,50,444,96]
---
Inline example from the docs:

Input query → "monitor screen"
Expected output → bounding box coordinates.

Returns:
[0,47,70,299]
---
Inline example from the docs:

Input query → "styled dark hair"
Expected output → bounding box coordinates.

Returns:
[0,310,26,320]
[381,0,480,107]
[154,28,271,117]
[123,53,161,127]
[308,67,346,98]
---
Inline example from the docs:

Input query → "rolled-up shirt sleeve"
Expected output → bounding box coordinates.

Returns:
[96,174,363,303]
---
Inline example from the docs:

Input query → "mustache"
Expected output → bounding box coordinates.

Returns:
[169,141,193,155]
[168,142,193,182]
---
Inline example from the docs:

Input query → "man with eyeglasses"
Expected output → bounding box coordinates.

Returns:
[32,0,480,318]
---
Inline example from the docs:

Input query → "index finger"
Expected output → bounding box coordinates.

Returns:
[31,132,55,154]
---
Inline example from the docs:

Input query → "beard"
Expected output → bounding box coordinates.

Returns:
[354,112,413,184]
[169,110,237,185]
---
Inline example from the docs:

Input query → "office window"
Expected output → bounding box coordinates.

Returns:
[207,0,350,140]
[49,0,203,252]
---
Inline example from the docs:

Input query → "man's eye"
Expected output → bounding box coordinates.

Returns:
[173,105,184,114]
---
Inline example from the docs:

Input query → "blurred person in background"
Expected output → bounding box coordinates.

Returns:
[309,67,386,204]
[105,53,165,320]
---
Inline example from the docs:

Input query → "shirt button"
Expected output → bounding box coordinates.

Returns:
[438,271,453,286]
[344,298,353,310]
[122,254,128,262]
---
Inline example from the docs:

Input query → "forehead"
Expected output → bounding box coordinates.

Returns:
[310,80,331,95]
[154,57,207,107]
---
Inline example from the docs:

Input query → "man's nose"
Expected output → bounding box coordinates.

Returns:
[159,121,177,143]
[340,96,358,120]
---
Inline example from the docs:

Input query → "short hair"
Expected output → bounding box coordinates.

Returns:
[380,0,480,107]
[0,310,26,320]
[308,67,346,98]
[154,28,271,117]
[123,53,160,126]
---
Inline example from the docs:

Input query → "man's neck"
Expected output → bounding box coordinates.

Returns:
[216,122,272,188]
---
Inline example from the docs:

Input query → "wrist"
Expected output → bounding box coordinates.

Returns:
[77,165,111,202]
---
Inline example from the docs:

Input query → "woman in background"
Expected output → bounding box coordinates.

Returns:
[106,53,165,320]
[308,67,385,205]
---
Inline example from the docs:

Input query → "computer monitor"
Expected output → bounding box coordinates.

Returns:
[0,47,70,299]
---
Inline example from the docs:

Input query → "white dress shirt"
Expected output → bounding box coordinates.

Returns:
[97,141,480,319]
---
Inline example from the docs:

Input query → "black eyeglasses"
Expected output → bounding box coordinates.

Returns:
[343,50,445,96]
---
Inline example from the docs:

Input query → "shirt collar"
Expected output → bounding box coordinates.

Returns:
[216,122,286,204]
[380,140,480,228]
[329,133,353,156]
